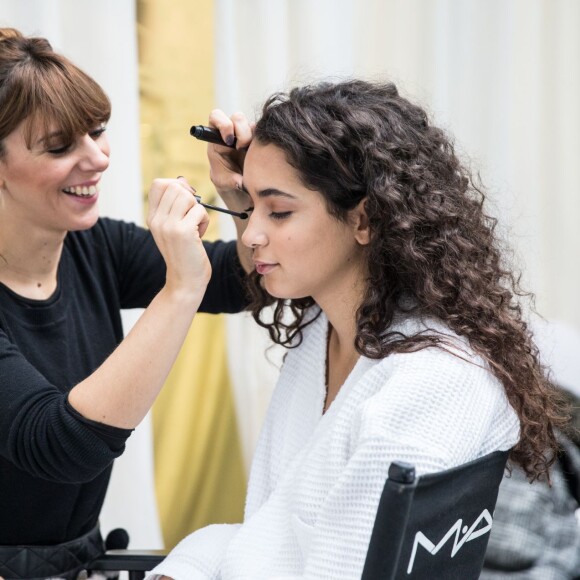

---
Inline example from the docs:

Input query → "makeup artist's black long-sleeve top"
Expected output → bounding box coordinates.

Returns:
[0,217,246,545]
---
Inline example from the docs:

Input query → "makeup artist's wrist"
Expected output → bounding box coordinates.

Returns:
[159,282,208,309]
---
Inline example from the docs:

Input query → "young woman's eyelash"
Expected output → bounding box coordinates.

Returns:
[241,207,291,220]
[270,211,292,220]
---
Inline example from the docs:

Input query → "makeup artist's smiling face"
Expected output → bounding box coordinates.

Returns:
[242,142,368,304]
[0,118,110,235]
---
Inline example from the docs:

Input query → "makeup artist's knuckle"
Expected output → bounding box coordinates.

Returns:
[148,216,160,233]
[151,177,166,190]
[151,210,166,225]
[209,174,223,188]
[230,111,245,123]
[209,109,227,123]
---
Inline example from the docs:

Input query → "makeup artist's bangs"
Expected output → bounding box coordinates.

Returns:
[21,59,111,149]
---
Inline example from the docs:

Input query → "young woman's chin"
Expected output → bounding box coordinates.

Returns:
[263,279,310,301]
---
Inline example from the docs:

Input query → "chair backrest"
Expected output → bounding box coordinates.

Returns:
[362,449,510,580]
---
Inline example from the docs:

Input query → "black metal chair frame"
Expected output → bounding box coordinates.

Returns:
[89,549,166,580]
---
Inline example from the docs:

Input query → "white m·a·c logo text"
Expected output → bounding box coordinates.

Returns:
[407,509,493,574]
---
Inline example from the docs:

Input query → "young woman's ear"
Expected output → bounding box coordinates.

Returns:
[351,198,370,245]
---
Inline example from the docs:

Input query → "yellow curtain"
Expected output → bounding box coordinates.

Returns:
[137,0,246,549]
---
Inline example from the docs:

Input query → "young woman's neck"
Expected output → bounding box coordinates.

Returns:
[324,317,360,413]
[318,280,365,413]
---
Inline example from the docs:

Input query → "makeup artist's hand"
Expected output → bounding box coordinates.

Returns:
[147,177,211,298]
[206,109,255,273]
[207,109,254,195]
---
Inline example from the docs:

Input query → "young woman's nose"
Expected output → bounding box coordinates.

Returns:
[78,134,110,173]
[241,214,268,249]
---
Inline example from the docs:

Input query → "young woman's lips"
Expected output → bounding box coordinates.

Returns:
[254,262,278,275]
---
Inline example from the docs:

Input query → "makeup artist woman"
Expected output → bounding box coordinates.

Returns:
[0,27,247,579]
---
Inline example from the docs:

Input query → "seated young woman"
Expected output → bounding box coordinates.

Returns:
[148,79,565,580]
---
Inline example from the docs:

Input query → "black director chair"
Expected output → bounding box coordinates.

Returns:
[90,450,509,580]
[362,449,509,580]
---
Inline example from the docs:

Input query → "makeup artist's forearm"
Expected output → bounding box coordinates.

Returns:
[68,285,205,428]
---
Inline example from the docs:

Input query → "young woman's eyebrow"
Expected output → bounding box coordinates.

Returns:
[256,187,297,199]
[240,183,296,200]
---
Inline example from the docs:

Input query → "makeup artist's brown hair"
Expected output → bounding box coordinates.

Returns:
[0,27,110,157]
[247,79,567,482]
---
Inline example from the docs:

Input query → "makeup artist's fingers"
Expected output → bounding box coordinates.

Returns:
[207,150,244,193]
[148,178,190,216]
[207,109,253,152]
[205,111,253,245]
[176,175,196,193]
[147,179,211,292]
[208,108,237,147]
[229,111,254,148]
[206,113,247,193]
[187,200,210,239]
[147,178,196,225]
[147,178,204,247]
[162,210,211,295]
[147,178,173,223]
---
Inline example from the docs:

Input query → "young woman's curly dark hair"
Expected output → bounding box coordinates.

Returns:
[245,79,567,482]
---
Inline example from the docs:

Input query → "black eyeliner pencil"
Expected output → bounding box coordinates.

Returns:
[194,195,248,220]
[190,125,237,148]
